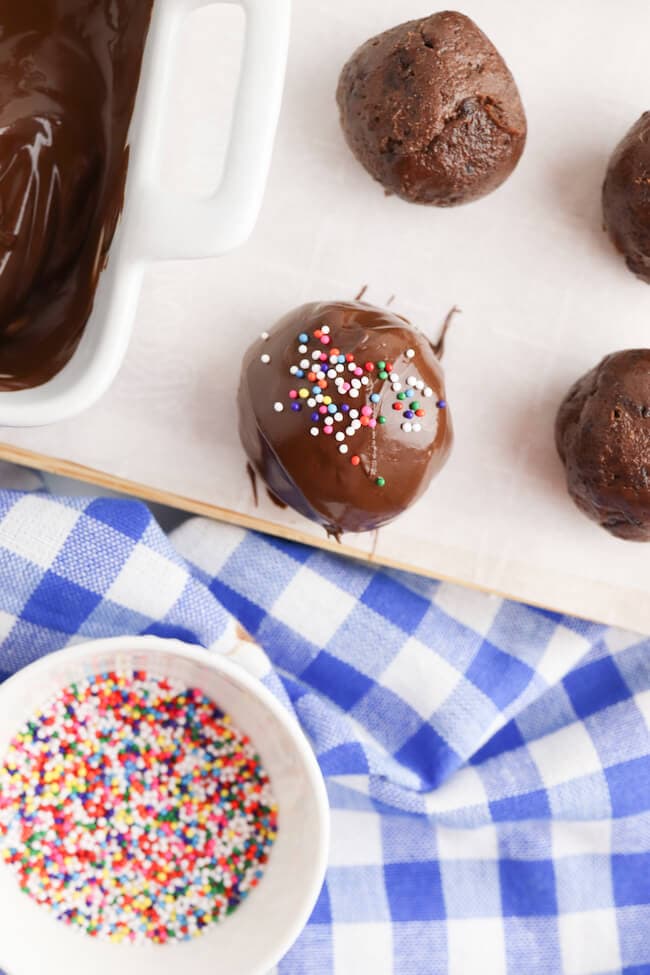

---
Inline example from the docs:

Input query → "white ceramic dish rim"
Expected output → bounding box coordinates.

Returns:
[0,0,291,427]
[0,635,329,975]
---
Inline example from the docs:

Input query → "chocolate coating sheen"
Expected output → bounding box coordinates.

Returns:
[603,112,650,284]
[336,11,527,206]
[0,1,153,389]
[238,301,453,536]
[556,350,650,540]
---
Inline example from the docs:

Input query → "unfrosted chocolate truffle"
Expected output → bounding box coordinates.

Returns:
[603,113,650,283]
[336,11,527,206]
[238,301,453,536]
[555,350,650,540]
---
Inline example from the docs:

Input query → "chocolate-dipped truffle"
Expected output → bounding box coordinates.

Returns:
[603,113,650,284]
[336,11,527,206]
[238,301,453,536]
[555,350,650,540]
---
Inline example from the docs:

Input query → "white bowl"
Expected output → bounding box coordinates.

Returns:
[0,636,329,975]
[0,0,291,427]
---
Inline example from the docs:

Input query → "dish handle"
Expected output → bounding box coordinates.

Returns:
[130,0,291,261]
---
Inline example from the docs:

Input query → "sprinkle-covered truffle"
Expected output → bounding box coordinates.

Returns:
[238,300,453,535]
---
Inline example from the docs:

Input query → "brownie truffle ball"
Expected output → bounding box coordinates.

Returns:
[555,350,650,540]
[336,10,527,206]
[238,301,453,536]
[603,113,650,283]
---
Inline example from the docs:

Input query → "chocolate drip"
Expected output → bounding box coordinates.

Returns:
[432,306,461,360]
[246,462,259,506]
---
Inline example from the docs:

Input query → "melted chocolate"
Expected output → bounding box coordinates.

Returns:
[0,1,153,389]
[337,11,527,207]
[238,301,453,536]
[556,349,650,540]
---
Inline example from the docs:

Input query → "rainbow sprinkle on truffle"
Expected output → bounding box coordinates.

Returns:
[274,325,443,491]
[0,672,278,945]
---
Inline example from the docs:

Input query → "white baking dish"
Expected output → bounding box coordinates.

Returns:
[0,0,290,428]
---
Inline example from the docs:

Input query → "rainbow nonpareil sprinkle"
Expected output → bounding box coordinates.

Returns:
[0,671,278,945]
[278,324,443,489]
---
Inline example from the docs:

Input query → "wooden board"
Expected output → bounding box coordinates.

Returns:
[0,440,595,627]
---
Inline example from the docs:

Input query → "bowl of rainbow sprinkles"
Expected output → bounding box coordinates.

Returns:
[0,636,329,975]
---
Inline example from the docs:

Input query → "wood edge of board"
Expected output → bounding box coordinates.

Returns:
[0,439,609,631]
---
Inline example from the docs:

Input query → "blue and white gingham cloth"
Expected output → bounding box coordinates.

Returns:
[0,463,648,975]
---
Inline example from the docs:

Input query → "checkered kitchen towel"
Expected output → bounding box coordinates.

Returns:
[0,463,648,975]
